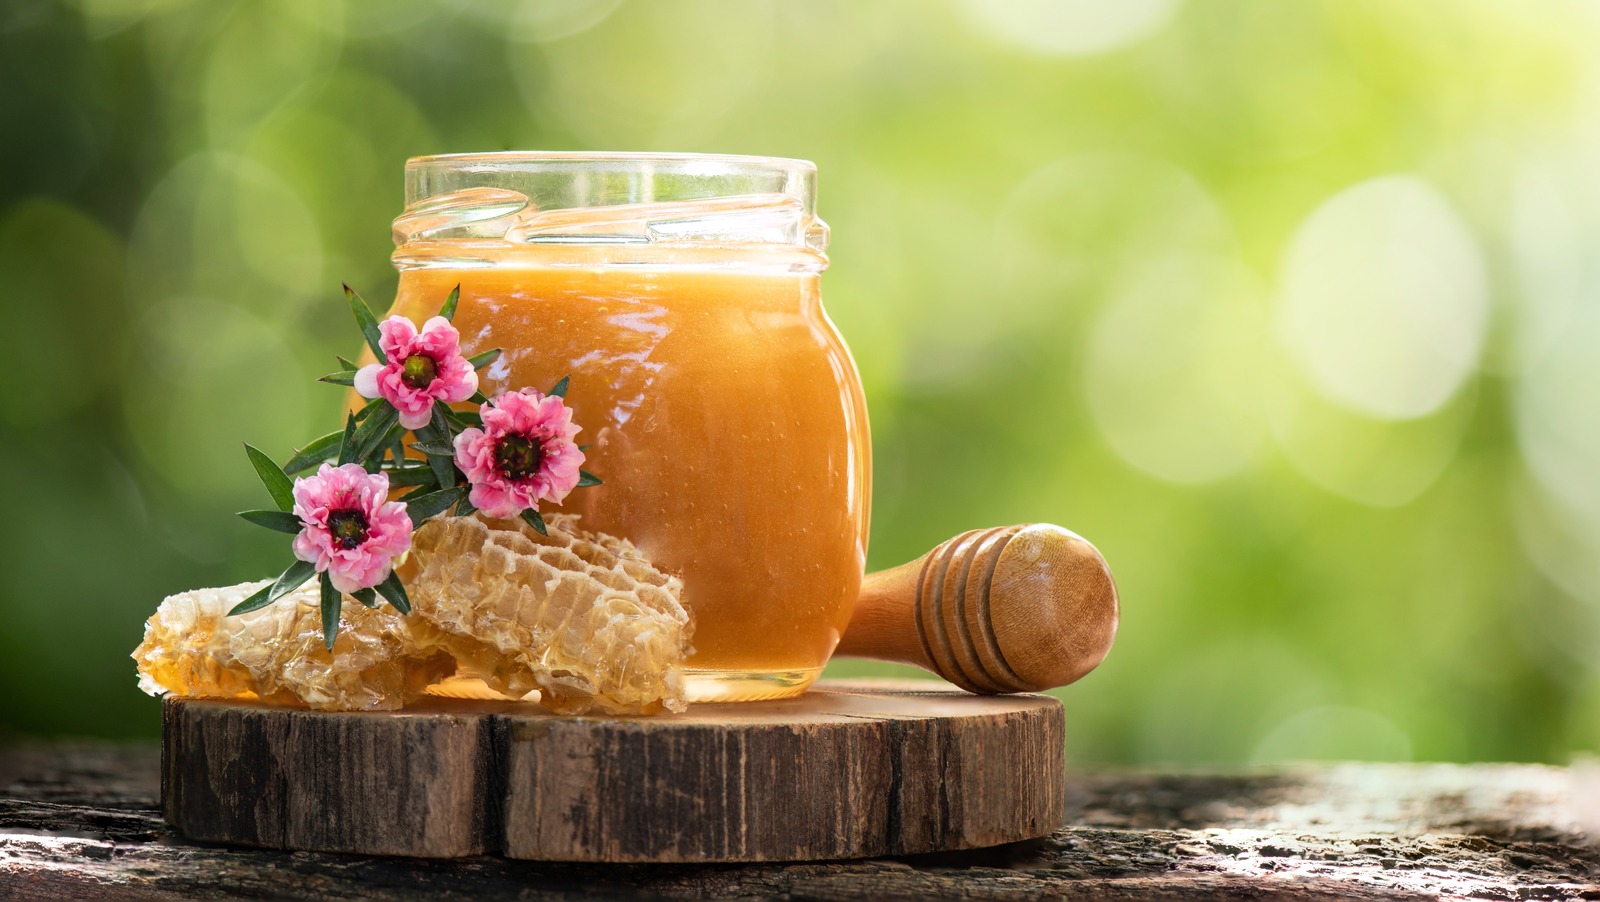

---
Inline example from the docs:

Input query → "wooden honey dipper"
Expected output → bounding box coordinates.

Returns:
[836,524,1118,694]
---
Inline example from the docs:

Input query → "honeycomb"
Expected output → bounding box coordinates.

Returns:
[133,581,456,711]
[403,514,691,715]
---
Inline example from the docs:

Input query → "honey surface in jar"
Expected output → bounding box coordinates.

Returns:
[372,241,871,701]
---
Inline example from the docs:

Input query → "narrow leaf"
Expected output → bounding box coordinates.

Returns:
[352,396,382,422]
[285,430,343,474]
[336,412,359,465]
[382,464,436,487]
[466,348,501,370]
[521,508,548,536]
[431,402,457,439]
[454,494,478,517]
[376,571,411,615]
[446,407,482,428]
[576,469,603,488]
[245,444,295,512]
[336,355,359,372]
[318,370,357,386]
[238,510,302,533]
[364,420,405,473]
[351,403,398,464]
[403,485,466,522]
[409,440,456,457]
[468,391,489,406]
[421,409,458,489]
[226,583,274,617]
[269,559,316,602]
[548,375,570,398]
[344,283,385,359]
[438,284,461,322]
[578,444,591,452]
[319,572,340,651]
[352,587,377,608]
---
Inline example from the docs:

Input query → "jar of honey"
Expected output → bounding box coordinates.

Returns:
[382,153,870,702]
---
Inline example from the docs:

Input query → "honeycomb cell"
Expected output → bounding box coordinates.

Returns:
[133,581,455,711]
[404,514,691,714]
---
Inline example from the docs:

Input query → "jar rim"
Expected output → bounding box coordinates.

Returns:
[396,150,828,268]
[407,151,816,175]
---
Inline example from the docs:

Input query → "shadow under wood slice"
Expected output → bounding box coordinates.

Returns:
[161,680,1064,863]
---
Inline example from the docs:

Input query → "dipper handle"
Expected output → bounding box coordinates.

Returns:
[836,525,1119,694]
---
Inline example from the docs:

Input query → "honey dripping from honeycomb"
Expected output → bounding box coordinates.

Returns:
[401,514,692,715]
[132,581,456,711]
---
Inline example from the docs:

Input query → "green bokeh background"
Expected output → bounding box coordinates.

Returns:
[4,0,1599,765]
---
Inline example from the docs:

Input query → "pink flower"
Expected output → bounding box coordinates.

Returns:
[453,388,584,518]
[353,316,479,430]
[290,463,413,593]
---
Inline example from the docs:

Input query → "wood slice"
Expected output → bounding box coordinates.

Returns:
[162,678,1063,863]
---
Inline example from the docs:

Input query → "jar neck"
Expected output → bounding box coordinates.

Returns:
[394,153,828,273]
[392,239,828,275]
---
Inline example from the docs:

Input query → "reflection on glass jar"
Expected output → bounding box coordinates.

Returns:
[380,153,870,702]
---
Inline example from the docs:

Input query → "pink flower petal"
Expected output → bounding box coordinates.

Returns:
[288,463,411,592]
[353,364,382,399]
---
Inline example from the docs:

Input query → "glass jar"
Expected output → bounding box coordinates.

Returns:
[383,152,870,702]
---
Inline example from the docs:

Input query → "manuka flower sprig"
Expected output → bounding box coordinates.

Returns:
[230,284,602,649]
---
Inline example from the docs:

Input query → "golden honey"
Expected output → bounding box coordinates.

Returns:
[379,154,870,701]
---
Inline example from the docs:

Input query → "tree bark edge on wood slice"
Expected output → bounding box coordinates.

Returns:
[161,678,1064,862]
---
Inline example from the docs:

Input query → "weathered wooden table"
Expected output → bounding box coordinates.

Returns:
[2,742,1596,900]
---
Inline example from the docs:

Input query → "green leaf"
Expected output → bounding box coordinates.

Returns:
[268,559,316,603]
[429,403,457,439]
[318,370,357,386]
[351,403,399,464]
[578,444,591,452]
[439,284,461,322]
[336,412,359,465]
[409,440,456,457]
[376,571,411,615]
[352,396,382,422]
[468,391,489,406]
[454,494,478,517]
[576,469,603,488]
[466,348,501,370]
[238,510,301,533]
[226,583,274,616]
[285,430,343,474]
[352,587,377,608]
[344,283,385,359]
[245,444,295,512]
[383,422,408,461]
[403,485,466,522]
[319,572,341,651]
[446,407,482,428]
[336,355,359,372]
[382,464,436,487]
[364,420,405,473]
[230,560,316,615]
[521,508,548,536]
[424,408,460,488]
[548,375,570,398]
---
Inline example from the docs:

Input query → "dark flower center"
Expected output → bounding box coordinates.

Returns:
[495,433,544,481]
[327,508,370,549]
[400,353,438,389]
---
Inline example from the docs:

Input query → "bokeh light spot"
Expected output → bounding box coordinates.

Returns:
[509,0,622,43]
[1085,254,1269,485]
[953,0,1183,57]
[1278,175,1488,421]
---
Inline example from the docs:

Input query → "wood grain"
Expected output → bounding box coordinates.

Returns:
[839,524,1118,692]
[160,679,1064,862]
[6,745,1596,900]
